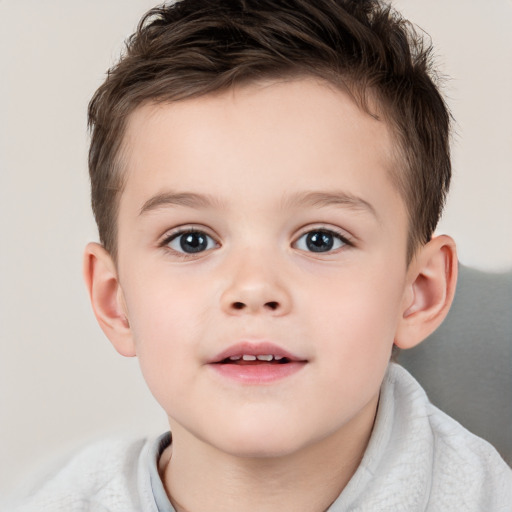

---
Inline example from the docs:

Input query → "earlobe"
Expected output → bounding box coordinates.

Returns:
[83,242,136,357]
[395,235,458,350]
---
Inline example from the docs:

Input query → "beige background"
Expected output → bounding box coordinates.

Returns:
[1,0,511,500]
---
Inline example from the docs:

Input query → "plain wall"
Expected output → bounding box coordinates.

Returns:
[1,0,511,499]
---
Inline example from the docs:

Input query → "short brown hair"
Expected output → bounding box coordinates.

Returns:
[88,0,451,262]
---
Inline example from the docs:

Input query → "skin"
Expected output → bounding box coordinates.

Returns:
[84,78,457,512]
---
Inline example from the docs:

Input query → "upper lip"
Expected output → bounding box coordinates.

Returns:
[209,342,306,364]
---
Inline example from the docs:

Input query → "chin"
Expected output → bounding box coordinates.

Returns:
[221,438,306,460]
[207,417,318,460]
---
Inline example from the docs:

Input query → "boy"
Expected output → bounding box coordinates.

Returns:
[13,0,512,510]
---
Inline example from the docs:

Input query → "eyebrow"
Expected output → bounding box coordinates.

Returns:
[139,189,378,219]
[284,191,378,218]
[139,191,224,215]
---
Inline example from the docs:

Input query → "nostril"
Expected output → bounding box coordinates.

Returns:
[229,301,280,312]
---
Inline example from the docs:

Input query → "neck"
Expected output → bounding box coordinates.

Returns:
[160,397,378,512]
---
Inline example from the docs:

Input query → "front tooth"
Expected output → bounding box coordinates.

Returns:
[229,355,242,361]
[274,356,283,361]
[242,355,257,361]
[256,355,273,361]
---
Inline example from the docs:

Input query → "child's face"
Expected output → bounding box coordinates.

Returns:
[115,78,411,458]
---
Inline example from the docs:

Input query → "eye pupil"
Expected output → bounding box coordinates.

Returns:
[306,231,334,252]
[180,232,208,253]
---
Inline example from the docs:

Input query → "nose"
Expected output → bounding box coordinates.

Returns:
[220,255,292,316]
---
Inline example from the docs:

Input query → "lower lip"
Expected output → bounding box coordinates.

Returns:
[209,361,306,384]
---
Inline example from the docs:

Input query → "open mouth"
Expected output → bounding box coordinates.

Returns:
[209,343,306,382]
[217,354,293,365]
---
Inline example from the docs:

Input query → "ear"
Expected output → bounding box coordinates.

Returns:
[83,242,136,357]
[395,235,458,350]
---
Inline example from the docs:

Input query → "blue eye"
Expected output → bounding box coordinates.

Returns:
[167,230,217,254]
[294,229,347,253]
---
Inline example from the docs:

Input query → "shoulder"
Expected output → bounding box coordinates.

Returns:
[10,437,149,512]
[391,364,512,510]
[426,400,512,509]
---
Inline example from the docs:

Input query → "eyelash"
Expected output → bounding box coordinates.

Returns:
[160,228,219,260]
[293,227,353,254]
[159,226,353,259]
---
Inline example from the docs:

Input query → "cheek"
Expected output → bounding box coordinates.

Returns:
[122,272,212,390]
[125,267,210,338]
[304,262,405,371]
[304,283,401,424]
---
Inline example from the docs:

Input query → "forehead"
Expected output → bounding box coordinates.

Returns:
[118,78,404,223]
